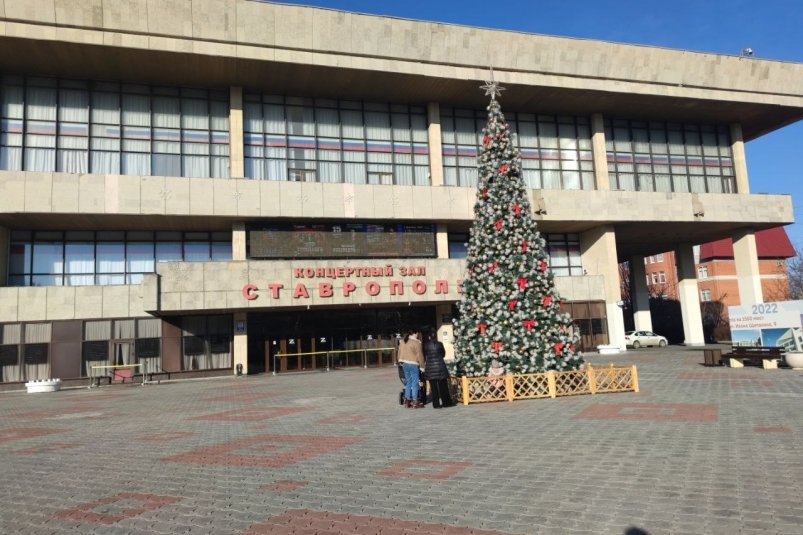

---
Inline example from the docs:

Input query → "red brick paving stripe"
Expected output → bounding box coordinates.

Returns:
[0,427,66,443]
[203,393,283,402]
[15,442,80,454]
[13,406,106,419]
[574,402,719,422]
[316,415,368,424]
[188,407,309,422]
[259,479,309,492]
[53,492,181,525]
[137,431,196,442]
[376,459,473,480]
[237,509,523,534]
[754,426,792,433]
[163,434,364,469]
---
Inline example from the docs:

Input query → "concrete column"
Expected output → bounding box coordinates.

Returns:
[229,86,245,178]
[579,225,625,349]
[427,102,444,186]
[436,223,448,259]
[232,312,248,375]
[0,226,9,287]
[676,243,705,345]
[629,255,653,331]
[590,113,610,190]
[435,303,455,361]
[232,222,246,261]
[732,228,764,305]
[730,123,749,194]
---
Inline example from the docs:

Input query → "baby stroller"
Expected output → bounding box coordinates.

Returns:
[398,364,428,406]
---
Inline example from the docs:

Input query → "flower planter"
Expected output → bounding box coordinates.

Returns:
[25,379,62,393]
[785,352,803,370]
[597,344,622,355]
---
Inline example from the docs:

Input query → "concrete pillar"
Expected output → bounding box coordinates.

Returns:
[732,228,764,305]
[435,303,455,361]
[427,102,444,186]
[730,123,749,194]
[676,243,705,345]
[579,225,625,349]
[590,113,610,190]
[629,255,653,331]
[232,312,248,375]
[229,86,245,179]
[0,226,8,287]
[436,223,448,259]
[232,222,246,261]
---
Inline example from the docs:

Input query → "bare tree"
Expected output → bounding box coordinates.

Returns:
[787,246,803,300]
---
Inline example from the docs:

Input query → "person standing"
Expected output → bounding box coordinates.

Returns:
[398,330,424,408]
[423,328,454,409]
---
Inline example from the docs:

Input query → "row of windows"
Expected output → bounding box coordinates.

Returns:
[8,231,232,287]
[0,75,230,178]
[243,95,429,185]
[448,233,583,277]
[646,272,667,285]
[440,108,595,190]
[0,75,747,194]
[605,120,735,194]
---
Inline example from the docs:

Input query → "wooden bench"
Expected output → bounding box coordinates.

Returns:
[722,346,783,369]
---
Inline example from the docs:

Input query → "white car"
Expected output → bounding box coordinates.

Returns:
[624,331,668,348]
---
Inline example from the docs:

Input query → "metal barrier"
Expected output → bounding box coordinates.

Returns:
[272,347,395,375]
[88,363,148,388]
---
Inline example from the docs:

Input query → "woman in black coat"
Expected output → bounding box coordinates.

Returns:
[423,328,454,409]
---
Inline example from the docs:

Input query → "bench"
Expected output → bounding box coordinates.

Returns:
[722,346,783,369]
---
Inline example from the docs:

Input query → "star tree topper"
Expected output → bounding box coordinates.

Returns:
[479,67,506,100]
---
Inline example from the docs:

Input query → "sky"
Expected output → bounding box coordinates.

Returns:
[278,0,803,247]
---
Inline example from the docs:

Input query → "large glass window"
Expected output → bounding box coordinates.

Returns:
[244,95,429,185]
[182,315,232,371]
[605,119,734,193]
[440,108,594,190]
[81,318,163,378]
[448,232,583,276]
[8,231,232,287]
[0,75,229,178]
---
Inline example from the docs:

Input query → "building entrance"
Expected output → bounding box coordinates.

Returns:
[247,306,436,374]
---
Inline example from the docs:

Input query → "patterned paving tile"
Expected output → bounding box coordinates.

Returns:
[188,407,309,422]
[573,402,719,422]
[53,492,181,525]
[0,427,66,444]
[163,434,364,468]
[137,431,196,442]
[259,479,309,492]
[376,459,473,480]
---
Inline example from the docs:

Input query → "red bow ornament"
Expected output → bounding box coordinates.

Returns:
[494,219,503,231]
[542,296,553,307]
[508,300,517,311]
[482,135,492,147]
[499,164,509,175]
[521,240,528,253]
[489,261,498,273]
[538,260,548,272]
[476,323,487,334]
[522,319,535,332]
[554,342,564,355]
[512,204,522,216]
[516,277,527,290]
[480,188,488,198]
[491,341,503,353]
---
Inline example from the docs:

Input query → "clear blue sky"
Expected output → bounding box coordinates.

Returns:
[279,0,803,246]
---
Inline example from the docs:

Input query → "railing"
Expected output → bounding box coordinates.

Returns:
[454,364,639,405]
[273,347,396,375]
[89,363,148,388]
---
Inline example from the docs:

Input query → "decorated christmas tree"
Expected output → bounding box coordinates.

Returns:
[452,75,584,377]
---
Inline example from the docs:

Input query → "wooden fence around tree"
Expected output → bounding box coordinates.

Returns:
[454,364,639,405]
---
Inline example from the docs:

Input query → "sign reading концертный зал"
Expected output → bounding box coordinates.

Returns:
[729,300,803,351]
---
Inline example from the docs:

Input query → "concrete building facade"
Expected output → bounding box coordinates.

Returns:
[0,0,799,386]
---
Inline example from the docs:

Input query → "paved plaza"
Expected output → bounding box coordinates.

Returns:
[1,346,801,535]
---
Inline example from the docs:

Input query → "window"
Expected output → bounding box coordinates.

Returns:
[698,266,708,279]
[701,289,711,302]
[651,272,658,284]
[0,75,229,178]
[656,253,664,262]
[545,234,584,276]
[658,271,666,283]
[440,108,594,189]
[181,315,232,371]
[244,95,429,186]
[605,119,734,194]
[9,230,232,287]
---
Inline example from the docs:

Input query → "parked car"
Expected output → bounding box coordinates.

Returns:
[624,331,668,348]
